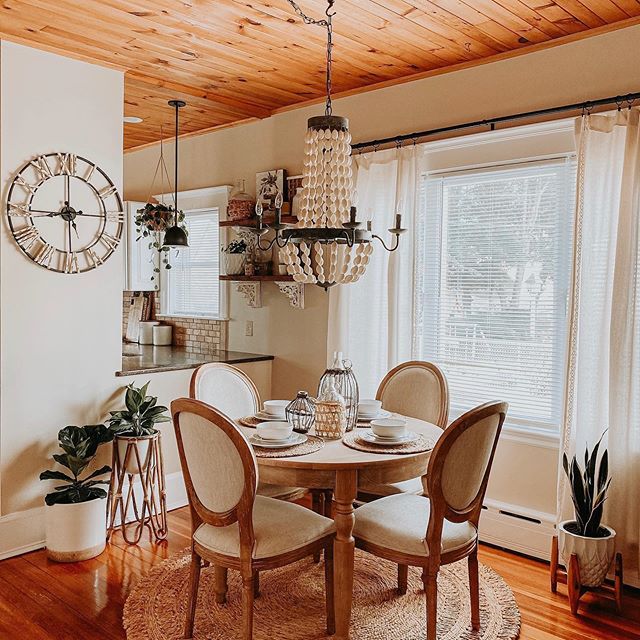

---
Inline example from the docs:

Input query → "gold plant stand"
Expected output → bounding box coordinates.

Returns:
[107,432,168,544]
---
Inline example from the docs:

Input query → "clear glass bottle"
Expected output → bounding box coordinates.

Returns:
[228,180,255,221]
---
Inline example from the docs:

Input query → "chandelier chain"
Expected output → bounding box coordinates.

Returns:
[286,0,335,116]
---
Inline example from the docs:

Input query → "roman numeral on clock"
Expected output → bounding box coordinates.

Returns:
[99,233,120,252]
[33,243,56,268]
[64,252,79,274]
[98,185,118,200]
[84,248,104,268]
[106,211,124,222]
[14,226,40,250]
[58,153,77,176]
[14,175,38,196]
[8,202,31,217]
[29,155,53,182]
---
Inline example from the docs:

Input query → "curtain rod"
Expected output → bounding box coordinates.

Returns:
[351,92,640,151]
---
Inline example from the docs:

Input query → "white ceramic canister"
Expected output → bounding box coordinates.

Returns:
[153,324,173,346]
[139,321,160,345]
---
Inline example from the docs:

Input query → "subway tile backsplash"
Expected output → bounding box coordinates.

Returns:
[122,291,227,353]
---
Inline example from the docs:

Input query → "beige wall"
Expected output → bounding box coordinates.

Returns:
[118,25,640,519]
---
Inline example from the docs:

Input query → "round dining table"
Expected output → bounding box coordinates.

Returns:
[240,416,443,640]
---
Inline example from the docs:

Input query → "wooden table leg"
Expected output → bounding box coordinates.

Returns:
[333,469,357,640]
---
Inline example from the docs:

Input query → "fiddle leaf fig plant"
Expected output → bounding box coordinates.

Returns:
[562,431,612,538]
[40,425,114,505]
[108,381,171,438]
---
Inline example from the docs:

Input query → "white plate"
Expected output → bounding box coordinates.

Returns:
[357,409,392,421]
[254,410,287,421]
[359,430,418,446]
[249,433,307,449]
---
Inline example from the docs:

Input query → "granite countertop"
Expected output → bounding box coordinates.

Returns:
[117,343,274,377]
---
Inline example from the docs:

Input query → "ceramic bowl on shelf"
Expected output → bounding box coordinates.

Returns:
[370,418,407,439]
[256,421,293,441]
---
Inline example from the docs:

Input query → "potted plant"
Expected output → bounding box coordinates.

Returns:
[222,238,248,275]
[108,381,171,474]
[559,432,615,587]
[135,203,187,280]
[39,425,113,562]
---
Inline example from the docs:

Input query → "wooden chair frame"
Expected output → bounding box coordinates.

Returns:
[356,401,508,638]
[376,360,450,428]
[172,398,335,640]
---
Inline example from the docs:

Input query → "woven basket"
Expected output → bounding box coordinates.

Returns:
[314,400,347,439]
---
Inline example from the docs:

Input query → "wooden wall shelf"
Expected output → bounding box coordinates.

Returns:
[219,216,298,228]
[220,275,293,282]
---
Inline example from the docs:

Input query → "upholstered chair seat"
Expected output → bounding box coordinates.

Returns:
[358,477,425,498]
[354,494,477,557]
[194,495,335,560]
[354,402,508,639]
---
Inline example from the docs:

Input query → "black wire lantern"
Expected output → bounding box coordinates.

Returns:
[285,391,316,434]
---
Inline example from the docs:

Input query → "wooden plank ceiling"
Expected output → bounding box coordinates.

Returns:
[1,0,639,150]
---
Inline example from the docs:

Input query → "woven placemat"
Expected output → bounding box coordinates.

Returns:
[342,431,434,455]
[252,434,324,458]
[238,415,262,428]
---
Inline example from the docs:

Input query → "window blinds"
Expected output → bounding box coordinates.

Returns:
[415,159,575,431]
[166,208,220,318]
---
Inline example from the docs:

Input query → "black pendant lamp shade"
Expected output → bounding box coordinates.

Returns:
[163,99,189,248]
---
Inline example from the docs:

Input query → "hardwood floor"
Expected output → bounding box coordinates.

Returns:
[0,506,638,639]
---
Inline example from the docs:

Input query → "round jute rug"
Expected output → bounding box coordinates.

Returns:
[124,549,520,640]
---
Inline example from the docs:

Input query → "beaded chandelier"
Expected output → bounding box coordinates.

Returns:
[251,0,405,289]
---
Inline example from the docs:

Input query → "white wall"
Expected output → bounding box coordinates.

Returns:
[124,24,640,525]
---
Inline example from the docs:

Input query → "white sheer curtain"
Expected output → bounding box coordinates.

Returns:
[327,146,420,397]
[561,109,640,584]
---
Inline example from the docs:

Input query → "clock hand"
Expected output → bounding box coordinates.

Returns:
[67,220,72,253]
[70,219,80,240]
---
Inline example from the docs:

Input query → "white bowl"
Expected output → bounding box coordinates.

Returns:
[370,418,407,439]
[358,399,382,415]
[256,421,293,441]
[263,400,289,417]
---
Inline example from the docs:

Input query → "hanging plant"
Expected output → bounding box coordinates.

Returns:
[135,204,187,277]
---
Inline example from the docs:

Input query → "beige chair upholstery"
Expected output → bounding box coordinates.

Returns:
[353,401,508,640]
[172,399,336,640]
[195,495,335,559]
[359,361,448,498]
[354,494,476,556]
[190,363,305,502]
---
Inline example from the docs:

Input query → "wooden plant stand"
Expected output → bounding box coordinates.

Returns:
[107,433,168,544]
[550,535,623,615]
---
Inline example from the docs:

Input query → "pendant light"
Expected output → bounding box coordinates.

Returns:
[163,99,189,247]
[250,0,406,289]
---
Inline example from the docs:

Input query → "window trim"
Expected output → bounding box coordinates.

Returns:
[416,155,576,439]
[159,206,228,321]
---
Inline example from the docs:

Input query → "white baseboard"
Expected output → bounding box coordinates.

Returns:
[479,499,556,560]
[0,471,189,561]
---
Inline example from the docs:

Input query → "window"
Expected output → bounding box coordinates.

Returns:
[414,159,575,433]
[163,208,223,318]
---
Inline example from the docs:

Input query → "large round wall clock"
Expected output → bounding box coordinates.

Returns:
[6,152,124,273]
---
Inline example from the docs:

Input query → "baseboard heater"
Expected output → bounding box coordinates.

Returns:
[478,499,556,561]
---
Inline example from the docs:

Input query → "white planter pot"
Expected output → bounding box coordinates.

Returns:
[558,520,616,587]
[45,498,106,562]
[224,253,245,275]
[116,434,156,475]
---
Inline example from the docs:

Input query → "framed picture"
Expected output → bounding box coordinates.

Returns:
[256,169,287,211]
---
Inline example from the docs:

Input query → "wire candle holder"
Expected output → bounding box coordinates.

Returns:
[317,352,359,432]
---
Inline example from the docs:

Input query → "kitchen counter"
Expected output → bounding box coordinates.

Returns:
[117,343,274,377]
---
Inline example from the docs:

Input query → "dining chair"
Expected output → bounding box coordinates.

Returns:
[358,361,449,499]
[172,398,336,640]
[353,401,508,638]
[190,363,307,504]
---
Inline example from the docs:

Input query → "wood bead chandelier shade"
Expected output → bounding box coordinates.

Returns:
[250,0,406,289]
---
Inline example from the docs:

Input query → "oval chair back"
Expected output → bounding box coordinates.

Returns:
[172,398,257,553]
[376,361,449,427]
[425,401,508,556]
[190,363,260,419]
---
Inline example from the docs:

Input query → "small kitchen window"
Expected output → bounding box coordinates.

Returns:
[161,207,225,319]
